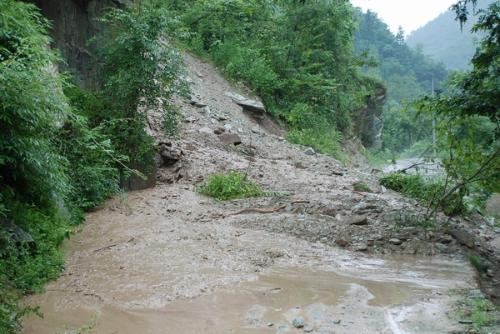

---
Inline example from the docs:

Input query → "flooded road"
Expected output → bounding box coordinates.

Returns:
[21,186,476,334]
[22,259,475,334]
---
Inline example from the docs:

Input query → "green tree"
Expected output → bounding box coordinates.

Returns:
[93,0,188,174]
[417,0,499,213]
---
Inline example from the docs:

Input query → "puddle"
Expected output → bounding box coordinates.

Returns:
[22,262,472,334]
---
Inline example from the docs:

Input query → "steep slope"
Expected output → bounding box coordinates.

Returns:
[20,53,500,333]
[406,0,494,70]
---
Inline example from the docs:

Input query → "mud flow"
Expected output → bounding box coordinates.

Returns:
[22,208,475,334]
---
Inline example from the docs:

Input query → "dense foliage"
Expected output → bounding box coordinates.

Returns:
[0,1,185,332]
[380,173,465,215]
[92,1,187,177]
[166,0,378,158]
[416,0,499,212]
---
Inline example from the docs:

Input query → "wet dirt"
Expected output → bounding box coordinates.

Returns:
[21,185,475,334]
[21,52,498,332]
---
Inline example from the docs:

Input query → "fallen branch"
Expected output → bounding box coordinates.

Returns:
[291,200,310,204]
[93,244,117,253]
[231,205,286,215]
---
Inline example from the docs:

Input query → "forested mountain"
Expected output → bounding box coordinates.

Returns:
[406,0,494,70]
[353,9,448,153]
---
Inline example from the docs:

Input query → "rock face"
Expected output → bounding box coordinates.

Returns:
[25,0,133,88]
[354,84,386,149]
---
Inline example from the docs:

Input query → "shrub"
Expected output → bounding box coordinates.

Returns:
[199,171,263,200]
[94,1,188,170]
[380,172,466,215]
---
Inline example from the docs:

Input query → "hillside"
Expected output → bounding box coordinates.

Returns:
[406,0,494,70]
[20,51,500,334]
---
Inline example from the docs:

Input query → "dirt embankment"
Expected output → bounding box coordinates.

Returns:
[21,53,500,334]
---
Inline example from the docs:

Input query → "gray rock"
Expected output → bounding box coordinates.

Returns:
[224,123,233,132]
[219,133,242,145]
[449,229,475,248]
[495,228,500,234]
[304,325,314,333]
[198,127,213,135]
[292,317,305,329]
[214,127,225,135]
[438,235,453,244]
[304,147,316,155]
[354,243,368,252]
[348,215,368,225]
[389,238,403,245]
[224,91,247,101]
[458,319,473,324]
[0,218,34,248]
[332,319,341,325]
[189,99,207,108]
[184,116,198,123]
[217,114,229,121]
[202,106,211,114]
[352,202,383,214]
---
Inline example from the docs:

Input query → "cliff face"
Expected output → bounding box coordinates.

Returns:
[26,0,131,88]
[355,84,386,150]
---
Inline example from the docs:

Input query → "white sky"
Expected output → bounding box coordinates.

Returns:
[350,0,457,35]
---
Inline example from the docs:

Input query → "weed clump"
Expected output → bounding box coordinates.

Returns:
[199,171,263,200]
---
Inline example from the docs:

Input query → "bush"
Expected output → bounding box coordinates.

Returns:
[94,1,188,170]
[287,126,343,160]
[199,171,263,200]
[380,172,466,215]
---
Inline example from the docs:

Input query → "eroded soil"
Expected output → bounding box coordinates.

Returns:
[21,53,499,333]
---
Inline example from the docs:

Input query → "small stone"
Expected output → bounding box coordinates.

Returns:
[217,114,229,121]
[458,319,473,324]
[214,127,225,135]
[304,147,316,155]
[304,325,314,333]
[335,238,349,248]
[219,133,242,145]
[184,116,198,123]
[292,317,305,329]
[495,228,500,234]
[348,215,368,225]
[332,319,341,324]
[224,123,233,132]
[189,99,207,108]
[438,235,453,244]
[251,127,261,134]
[449,229,475,248]
[389,238,403,245]
[198,127,212,135]
[267,322,274,327]
[354,243,368,252]
[202,106,211,114]
[486,269,494,278]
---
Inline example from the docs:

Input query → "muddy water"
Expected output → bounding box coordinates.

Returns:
[20,188,476,334]
[22,258,474,334]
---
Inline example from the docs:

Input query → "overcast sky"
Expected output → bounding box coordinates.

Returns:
[350,0,457,35]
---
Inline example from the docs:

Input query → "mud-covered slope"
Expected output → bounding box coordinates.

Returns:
[21,53,500,333]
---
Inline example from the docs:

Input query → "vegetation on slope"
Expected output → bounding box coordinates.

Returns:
[353,9,449,155]
[406,0,495,71]
[0,1,185,332]
[165,0,380,158]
